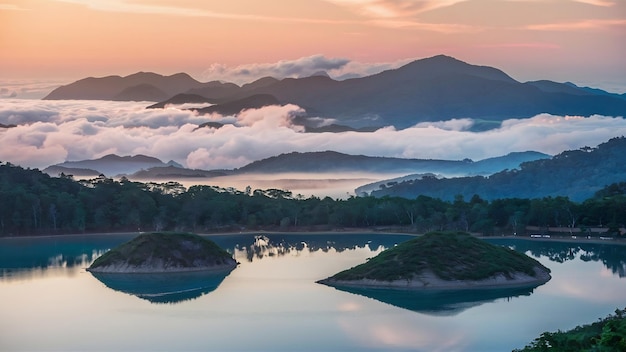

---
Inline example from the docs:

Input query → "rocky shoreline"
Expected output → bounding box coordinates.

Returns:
[318,266,551,291]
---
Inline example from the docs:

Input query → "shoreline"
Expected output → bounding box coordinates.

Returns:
[2,229,624,246]
[318,267,552,291]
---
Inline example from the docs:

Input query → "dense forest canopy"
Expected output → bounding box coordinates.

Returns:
[1,161,625,237]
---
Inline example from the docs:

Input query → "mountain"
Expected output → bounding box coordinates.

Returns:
[146,93,214,109]
[46,55,626,130]
[129,166,229,179]
[44,72,205,101]
[111,83,169,102]
[49,154,174,176]
[43,165,102,178]
[233,150,550,175]
[193,94,280,116]
[369,136,626,202]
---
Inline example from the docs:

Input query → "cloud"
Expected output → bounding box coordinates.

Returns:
[202,55,350,84]
[325,0,467,17]
[0,79,65,99]
[1,100,626,172]
[526,18,626,31]
[54,0,354,26]
[323,0,478,32]
[573,0,616,6]
[0,4,26,11]
[202,55,412,84]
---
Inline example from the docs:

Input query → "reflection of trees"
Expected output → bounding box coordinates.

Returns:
[215,234,410,262]
[330,284,543,316]
[489,239,626,277]
[0,235,134,278]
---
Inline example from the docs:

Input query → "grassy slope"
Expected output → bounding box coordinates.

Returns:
[329,231,549,282]
[89,232,234,269]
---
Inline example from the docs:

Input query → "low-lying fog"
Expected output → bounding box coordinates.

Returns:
[130,172,407,199]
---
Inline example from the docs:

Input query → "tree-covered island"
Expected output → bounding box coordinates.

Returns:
[318,231,551,289]
[88,232,237,273]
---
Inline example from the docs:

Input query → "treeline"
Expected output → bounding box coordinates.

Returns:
[1,162,625,237]
[514,308,626,352]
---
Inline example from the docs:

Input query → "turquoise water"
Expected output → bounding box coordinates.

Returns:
[1,233,625,351]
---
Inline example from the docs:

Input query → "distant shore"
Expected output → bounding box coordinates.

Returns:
[2,229,624,246]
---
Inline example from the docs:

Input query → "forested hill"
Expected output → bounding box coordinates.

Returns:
[369,136,626,202]
[234,150,549,176]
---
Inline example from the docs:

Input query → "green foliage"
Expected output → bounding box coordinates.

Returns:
[514,308,626,352]
[1,162,625,237]
[89,232,234,269]
[328,231,549,282]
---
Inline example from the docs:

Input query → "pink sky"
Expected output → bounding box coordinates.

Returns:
[1,0,625,92]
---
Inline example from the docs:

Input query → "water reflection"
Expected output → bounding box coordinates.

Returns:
[489,239,626,277]
[90,268,235,304]
[326,283,544,316]
[212,234,408,262]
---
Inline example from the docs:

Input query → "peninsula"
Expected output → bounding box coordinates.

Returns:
[318,231,551,290]
[87,232,238,273]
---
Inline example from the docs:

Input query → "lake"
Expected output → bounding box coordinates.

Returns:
[1,233,625,351]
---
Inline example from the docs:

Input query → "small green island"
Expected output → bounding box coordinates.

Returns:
[88,232,238,273]
[318,231,551,290]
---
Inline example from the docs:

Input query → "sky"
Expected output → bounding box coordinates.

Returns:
[1,0,625,93]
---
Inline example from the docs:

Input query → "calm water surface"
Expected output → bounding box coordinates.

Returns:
[1,233,625,351]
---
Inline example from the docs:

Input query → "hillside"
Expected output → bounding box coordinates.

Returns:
[44,55,626,130]
[88,232,237,273]
[370,136,626,201]
[235,150,549,176]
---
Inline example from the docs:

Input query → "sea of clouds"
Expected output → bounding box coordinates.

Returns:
[1,99,625,171]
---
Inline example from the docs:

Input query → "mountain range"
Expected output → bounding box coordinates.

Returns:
[368,136,626,202]
[44,55,626,130]
[43,150,549,181]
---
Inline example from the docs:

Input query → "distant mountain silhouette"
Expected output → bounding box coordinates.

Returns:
[369,136,626,202]
[355,151,551,195]
[129,166,229,179]
[44,72,205,101]
[112,83,169,102]
[46,55,626,129]
[146,93,214,109]
[43,165,102,178]
[193,94,280,116]
[233,150,550,175]
[41,149,549,182]
[50,154,173,176]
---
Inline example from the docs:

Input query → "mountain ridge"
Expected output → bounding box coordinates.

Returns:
[43,55,626,129]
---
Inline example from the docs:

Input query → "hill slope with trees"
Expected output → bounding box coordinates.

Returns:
[370,137,626,202]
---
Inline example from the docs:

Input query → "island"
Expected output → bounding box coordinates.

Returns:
[317,231,551,290]
[87,232,238,273]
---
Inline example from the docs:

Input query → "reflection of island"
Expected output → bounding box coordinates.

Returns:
[488,239,626,278]
[90,269,233,304]
[86,233,238,304]
[331,284,543,316]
